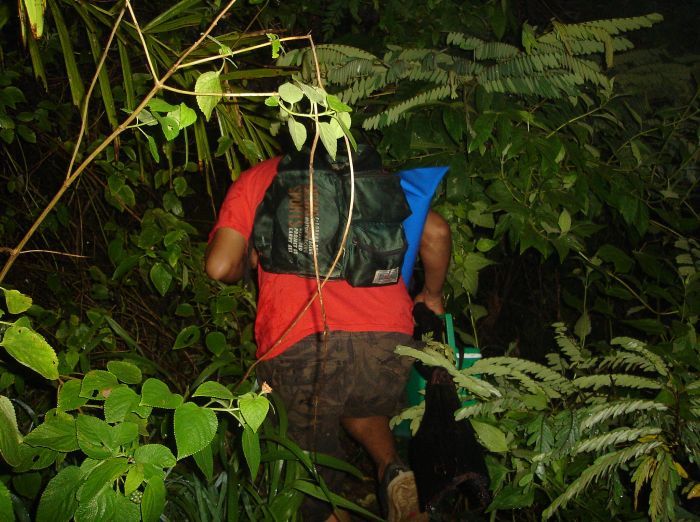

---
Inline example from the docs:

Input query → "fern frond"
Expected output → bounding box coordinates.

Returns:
[542,441,663,519]
[467,359,555,397]
[390,402,425,436]
[481,71,583,99]
[631,455,657,510]
[580,399,668,431]
[574,426,662,454]
[576,14,663,36]
[451,56,483,77]
[314,44,379,63]
[554,324,584,365]
[324,58,382,86]
[475,41,521,61]
[611,337,669,376]
[537,38,635,56]
[338,74,389,105]
[573,374,663,391]
[362,85,453,130]
[446,32,483,51]
[649,451,674,521]
[473,357,572,394]
[599,351,661,374]
[455,398,513,420]
[395,345,502,399]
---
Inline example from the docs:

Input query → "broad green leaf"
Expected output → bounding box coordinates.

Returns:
[13,444,59,472]
[106,361,142,384]
[12,470,42,499]
[0,480,14,522]
[35,465,82,522]
[193,443,213,482]
[239,394,270,433]
[135,444,176,468]
[104,387,139,423]
[195,71,222,121]
[80,370,119,400]
[173,325,200,350]
[1,323,58,380]
[57,379,88,411]
[76,415,116,459]
[596,244,634,273]
[0,395,21,466]
[205,331,227,356]
[470,420,508,452]
[2,288,32,314]
[327,94,351,112]
[278,82,303,104]
[476,238,498,252]
[74,483,139,522]
[148,98,177,113]
[167,103,197,129]
[288,117,306,151]
[140,378,183,409]
[174,402,217,459]
[558,209,571,234]
[468,112,497,153]
[24,414,78,452]
[193,380,233,401]
[123,464,144,496]
[149,263,172,296]
[300,83,325,105]
[318,121,338,159]
[264,96,279,107]
[156,115,180,141]
[242,426,261,480]
[76,457,129,502]
[574,312,591,340]
[141,476,165,522]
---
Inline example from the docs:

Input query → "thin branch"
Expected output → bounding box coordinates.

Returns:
[66,4,127,182]
[125,0,158,80]
[177,35,312,70]
[0,248,88,259]
[160,85,276,97]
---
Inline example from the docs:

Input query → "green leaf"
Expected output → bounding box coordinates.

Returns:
[76,415,117,459]
[278,82,304,104]
[141,476,165,522]
[123,465,144,496]
[195,71,222,121]
[35,466,82,522]
[156,115,180,141]
[2,288,32,314]
[167,103,197,129]
[173,325,200,350]
[264,96,279,107]
[22,0,45,38]
[74,487,139,522]
[470,420,508,452]
[81,370,119,401]
[468,112,497,153]
[288,117,307,151]
[76,457,129,502]
[57,379,88,411]
[135,444,176,468]
[145,134,160,162]
[140,378,183,409]
[1,323,58,380]
[318,121,338,159]
[239,394,270,433]
[193,381,233,401]
[326,94,351,112]
[596,244,634,273]
[24,414,78,452]
[106,361,142,384]
[148,98,177,113]
[558,209,571,234]
[0,395,21,466]
[193,443,214,482]
[103,387,139,423]
[242,426,261,480]
[149,263,172,296]
[0,480,14,522]
[174,402,217,459]
[574,312,591,340]
[476,238,498,252]
[205,331,227,356]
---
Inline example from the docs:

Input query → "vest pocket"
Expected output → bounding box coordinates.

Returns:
[344,224,407,286]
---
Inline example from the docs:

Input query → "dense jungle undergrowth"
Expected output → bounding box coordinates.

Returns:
[0,0,699,520]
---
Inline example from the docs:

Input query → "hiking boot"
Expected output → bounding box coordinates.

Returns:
[380,463,429,522]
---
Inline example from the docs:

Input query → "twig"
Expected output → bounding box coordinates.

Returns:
[0,248,88,259]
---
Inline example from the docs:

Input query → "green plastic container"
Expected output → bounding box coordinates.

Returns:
[395,313,481,437]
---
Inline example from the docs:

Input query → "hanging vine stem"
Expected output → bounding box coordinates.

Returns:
[0,0,313,282]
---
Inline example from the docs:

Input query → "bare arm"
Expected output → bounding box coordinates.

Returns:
[414,210,451,315]
[205,227,248,283]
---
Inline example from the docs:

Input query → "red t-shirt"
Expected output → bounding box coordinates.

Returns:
[210,157,415,360]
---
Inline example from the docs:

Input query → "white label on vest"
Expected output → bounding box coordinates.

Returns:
[372,267,400,285]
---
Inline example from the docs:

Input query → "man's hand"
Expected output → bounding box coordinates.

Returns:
[414,289,445,315]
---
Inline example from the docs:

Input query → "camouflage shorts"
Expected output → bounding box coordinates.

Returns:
[256,331,416,456]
